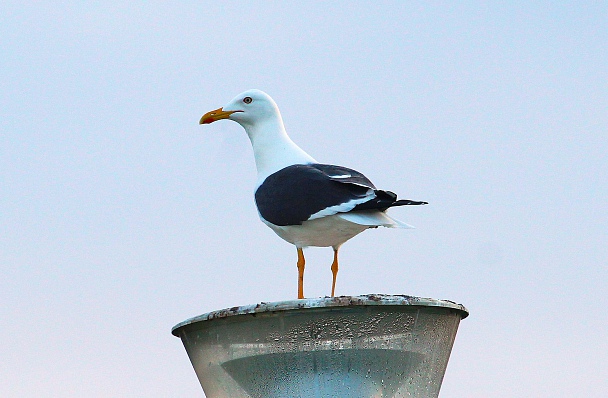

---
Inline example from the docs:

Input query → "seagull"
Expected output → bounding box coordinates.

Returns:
[200,89,427,299]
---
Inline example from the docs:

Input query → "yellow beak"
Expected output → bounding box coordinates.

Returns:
[199,108,242,124]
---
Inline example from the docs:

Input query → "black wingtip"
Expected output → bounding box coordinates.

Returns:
[393,199,428,206]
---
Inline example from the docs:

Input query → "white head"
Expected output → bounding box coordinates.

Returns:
[199,89,316,181]
[200,89,282,130]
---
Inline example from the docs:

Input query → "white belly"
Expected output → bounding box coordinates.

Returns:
[263,214,371,248]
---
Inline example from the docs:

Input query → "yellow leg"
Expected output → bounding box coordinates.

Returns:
[331,248,339,297]
[297,248,305,299]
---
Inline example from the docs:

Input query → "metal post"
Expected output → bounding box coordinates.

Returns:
[172,295,468,398]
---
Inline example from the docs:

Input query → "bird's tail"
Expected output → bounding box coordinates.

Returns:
[337,210,415,229]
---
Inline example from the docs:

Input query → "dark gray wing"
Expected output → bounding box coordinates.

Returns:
[255,163,427,226]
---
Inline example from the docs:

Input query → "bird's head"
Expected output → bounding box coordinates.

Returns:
[200,89,281,128]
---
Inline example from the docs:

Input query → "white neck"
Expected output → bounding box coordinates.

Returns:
[241,118,316,185]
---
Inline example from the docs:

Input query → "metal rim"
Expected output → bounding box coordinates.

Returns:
[171,294,468,336]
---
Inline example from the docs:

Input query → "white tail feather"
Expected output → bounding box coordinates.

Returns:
[337,211,415,229]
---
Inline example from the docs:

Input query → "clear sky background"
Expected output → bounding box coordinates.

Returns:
[1,2,606,397]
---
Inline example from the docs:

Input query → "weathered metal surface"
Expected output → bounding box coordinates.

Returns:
[172,294,468,335]
[172,294,468,397]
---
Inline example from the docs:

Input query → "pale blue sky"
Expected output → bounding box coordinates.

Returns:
[1,2,606,397]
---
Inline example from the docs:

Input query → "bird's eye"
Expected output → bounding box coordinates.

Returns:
[243,96,253,104]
